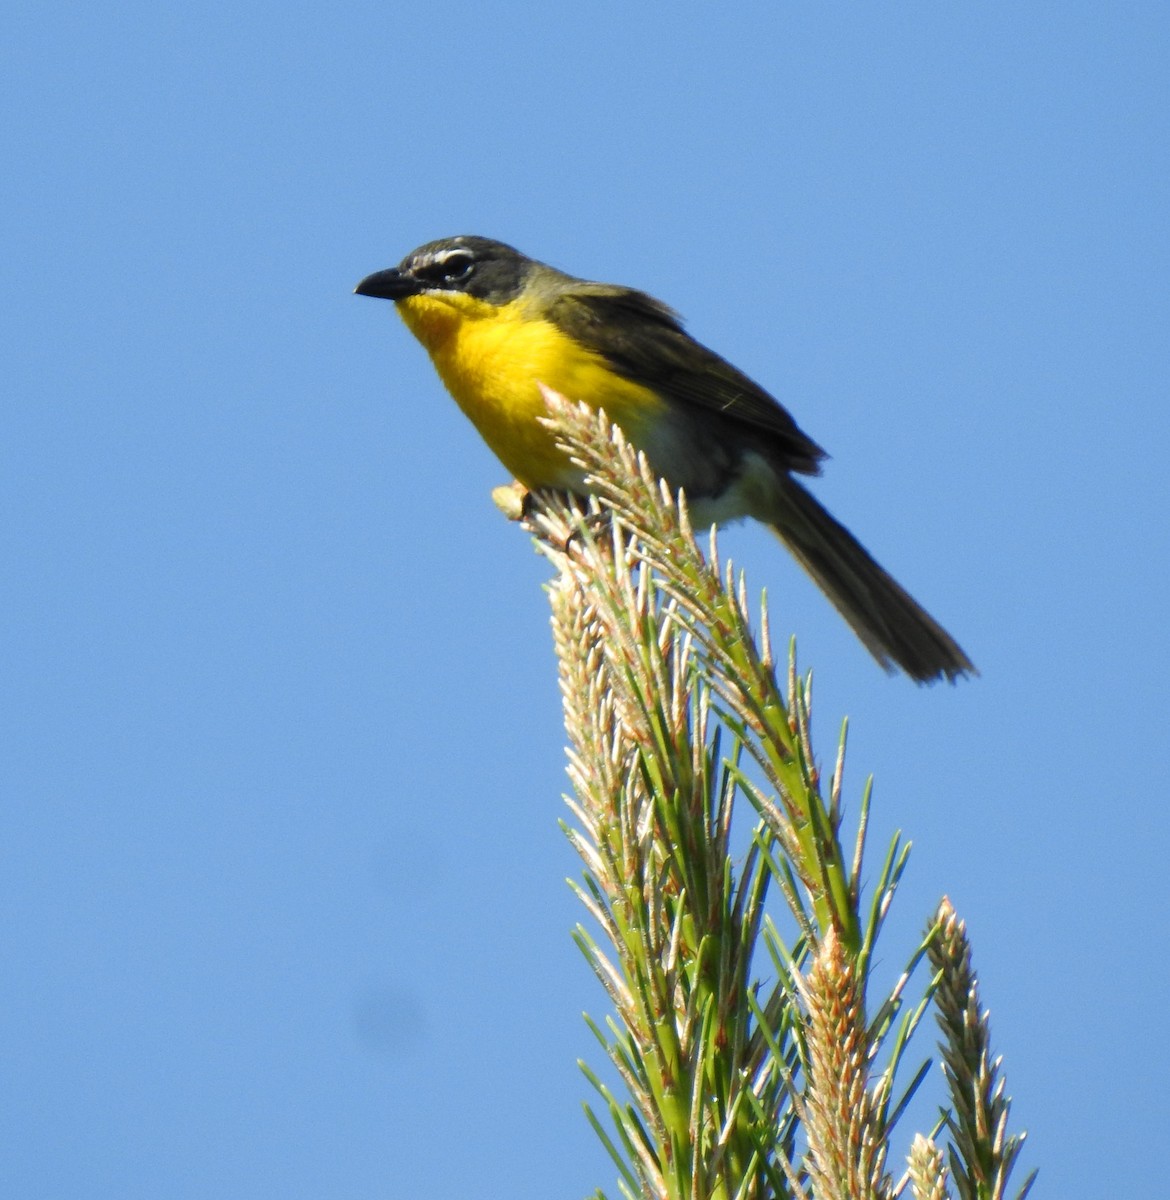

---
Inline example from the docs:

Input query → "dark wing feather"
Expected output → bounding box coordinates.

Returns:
[545,284,826,475]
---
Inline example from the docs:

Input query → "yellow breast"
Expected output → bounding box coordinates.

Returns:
[397,292,666,488]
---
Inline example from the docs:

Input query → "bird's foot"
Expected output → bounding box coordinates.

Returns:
[490,481,532,521]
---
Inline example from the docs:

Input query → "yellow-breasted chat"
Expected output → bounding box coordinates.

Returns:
[356,236,973,683]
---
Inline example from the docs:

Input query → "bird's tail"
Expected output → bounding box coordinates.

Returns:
[765,478,975,683]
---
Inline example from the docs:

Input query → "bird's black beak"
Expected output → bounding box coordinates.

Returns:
[354,267,421,301]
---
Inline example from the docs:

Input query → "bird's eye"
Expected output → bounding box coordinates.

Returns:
[417,251,475,286]
[441,252,474,281]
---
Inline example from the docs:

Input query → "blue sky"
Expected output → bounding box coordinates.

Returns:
[3,4,1168,1196]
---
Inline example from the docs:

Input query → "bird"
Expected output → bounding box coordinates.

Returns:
[355,236,974,683]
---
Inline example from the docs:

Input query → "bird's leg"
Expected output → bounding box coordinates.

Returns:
[493,481,615,555]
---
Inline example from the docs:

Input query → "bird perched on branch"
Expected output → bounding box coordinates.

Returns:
[356,235,973,683]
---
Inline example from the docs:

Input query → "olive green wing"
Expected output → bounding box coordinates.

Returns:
[545,284,826,475]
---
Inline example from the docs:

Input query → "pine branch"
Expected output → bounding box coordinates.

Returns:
[509,393,1032,1200]
[926,900,1035,1200]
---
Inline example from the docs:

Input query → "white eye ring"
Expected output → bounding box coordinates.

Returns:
[434,250,474,278]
